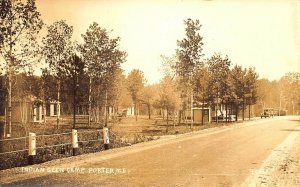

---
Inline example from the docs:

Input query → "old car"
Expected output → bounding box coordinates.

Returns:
[116,109,127,117]
[261,108,274,118]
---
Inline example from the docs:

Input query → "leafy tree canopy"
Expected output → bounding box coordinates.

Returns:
[0,0,43,71]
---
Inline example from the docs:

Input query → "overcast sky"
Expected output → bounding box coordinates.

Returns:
[36,0,300,84]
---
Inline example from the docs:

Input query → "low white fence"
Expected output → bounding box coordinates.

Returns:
[0,128,111,164]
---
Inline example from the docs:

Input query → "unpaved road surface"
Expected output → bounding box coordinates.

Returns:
[1,117,299,187]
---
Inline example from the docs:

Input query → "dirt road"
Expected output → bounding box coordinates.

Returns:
[1,117,299,186]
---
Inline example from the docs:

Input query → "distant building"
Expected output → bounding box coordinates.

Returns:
[192,107,211,123]
[46,100,61,117]
[11,96,61,124]
[11,95,45,124]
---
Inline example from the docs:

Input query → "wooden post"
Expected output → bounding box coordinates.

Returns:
[72,129,78,156]
[103,127,109,150]
[28,132,36,165]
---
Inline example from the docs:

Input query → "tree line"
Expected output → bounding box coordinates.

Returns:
[1,1,299,136]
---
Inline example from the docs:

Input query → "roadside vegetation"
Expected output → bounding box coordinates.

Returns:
[0,114,242,170]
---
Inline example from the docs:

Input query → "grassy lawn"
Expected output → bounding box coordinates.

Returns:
[0,114,235,170]
[0,114,236,138]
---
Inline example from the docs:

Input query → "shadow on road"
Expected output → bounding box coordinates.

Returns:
[280,129,300,132]
[289,119,300,122]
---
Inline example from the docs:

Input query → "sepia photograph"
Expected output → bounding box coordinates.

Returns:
[0,0,300,186]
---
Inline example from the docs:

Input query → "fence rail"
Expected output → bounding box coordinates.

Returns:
[36,132,72,138]
[0,128,111,161]
[36,143,72,149]
[0,149,28,155]
[78,139,104,143]
[0,136,28,142]
[77,130,101,133]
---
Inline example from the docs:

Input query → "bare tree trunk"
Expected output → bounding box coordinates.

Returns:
[6,18,13,138]
[216,103,218,124]
[135,101,137,122]
[105,91,108,127]
[191,91,193,128]
[173,111,177,128]
[279,92,282,116]
[43,102,46,123]
[231,102,233,121]
[235,102,238,122]
[97,105,100,124]
[166,108,169,133]
[88,77,92,126]
[201,96,204,125]
[242,100,245,121]
[147,103,151,119]
[225,102,228,123]
[178,110,182,125]
[73,76,76,129]
[292,100,295,115]
[7,65,12,137]
[41,76,46,124]
[56,79,60,129]
[3,107,6,138]
[248,103,251,120]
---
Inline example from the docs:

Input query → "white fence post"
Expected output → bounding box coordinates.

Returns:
[72,129,78,148]
[72,129,78,155]
[28,132,36,164]
[103,127,109,150]
[29,133,36,155]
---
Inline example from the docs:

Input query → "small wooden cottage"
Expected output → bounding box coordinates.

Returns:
[11,95,45,124]
[11,96,61,124]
